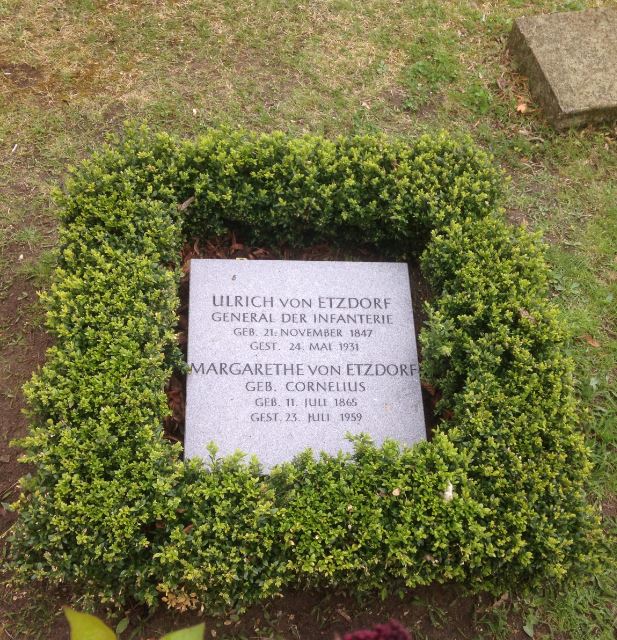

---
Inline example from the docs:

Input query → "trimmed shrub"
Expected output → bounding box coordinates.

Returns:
[10,126,598,612]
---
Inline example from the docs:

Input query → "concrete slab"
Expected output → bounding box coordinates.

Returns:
[184,259,426,470]
[508,9,617,128]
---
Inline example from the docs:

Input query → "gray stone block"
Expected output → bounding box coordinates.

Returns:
[184,259,426,470]
[508,9,617,129]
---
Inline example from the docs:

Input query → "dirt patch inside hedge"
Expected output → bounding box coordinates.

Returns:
[0,271,56,637]
[0,274,51,546]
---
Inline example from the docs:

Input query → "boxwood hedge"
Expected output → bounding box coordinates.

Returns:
[11,126,598,612]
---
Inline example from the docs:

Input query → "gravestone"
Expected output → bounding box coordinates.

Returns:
[508,9,617,129]
[184,259,426,469]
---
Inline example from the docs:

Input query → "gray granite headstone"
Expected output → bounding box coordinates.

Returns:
[185,259,426,469]
[508,9,617,129]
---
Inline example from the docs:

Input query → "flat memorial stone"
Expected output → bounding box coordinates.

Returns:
[508,9,617,129]
[185,259,426,469]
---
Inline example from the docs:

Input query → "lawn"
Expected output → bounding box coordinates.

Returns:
[0,0,615,638]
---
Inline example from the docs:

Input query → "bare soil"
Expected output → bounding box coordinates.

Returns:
[0,272,51,539]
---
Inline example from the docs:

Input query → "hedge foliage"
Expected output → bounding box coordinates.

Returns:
[11,126,598,612]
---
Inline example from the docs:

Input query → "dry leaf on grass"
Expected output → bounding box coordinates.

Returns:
[580,334,600,347]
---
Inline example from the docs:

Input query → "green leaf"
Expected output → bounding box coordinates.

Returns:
[115,617,130,636]
[523,611,538,638]
[64,608,116,640]
[161,623,205,640]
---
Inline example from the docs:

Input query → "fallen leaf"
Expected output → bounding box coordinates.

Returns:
[336,607,352,623]
[581,334,600,347]
[178,196,196,211]
[519,308,536,323]
[421,381,438,396]
[115,616,130,636]
[491,592,509,608]
[522,611,538,638]
[516,102,528,113]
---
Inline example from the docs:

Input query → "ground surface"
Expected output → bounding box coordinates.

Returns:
[0,1,615,638]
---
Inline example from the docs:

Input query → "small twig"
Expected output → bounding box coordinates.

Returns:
[0,481,19,501]
[0,524,15,540]
[2,623,16,640]
[178,196,195,211]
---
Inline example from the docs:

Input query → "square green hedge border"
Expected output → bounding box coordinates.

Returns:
[11,126,599,613]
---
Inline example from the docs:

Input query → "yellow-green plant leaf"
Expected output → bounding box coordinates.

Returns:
[161,623,205,640]
[115,617,130,636]
[64,608,116,640]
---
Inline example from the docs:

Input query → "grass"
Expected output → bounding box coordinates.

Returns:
[1,0,616,637]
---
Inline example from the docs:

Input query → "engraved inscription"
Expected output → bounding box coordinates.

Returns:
[184,260,426,470]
